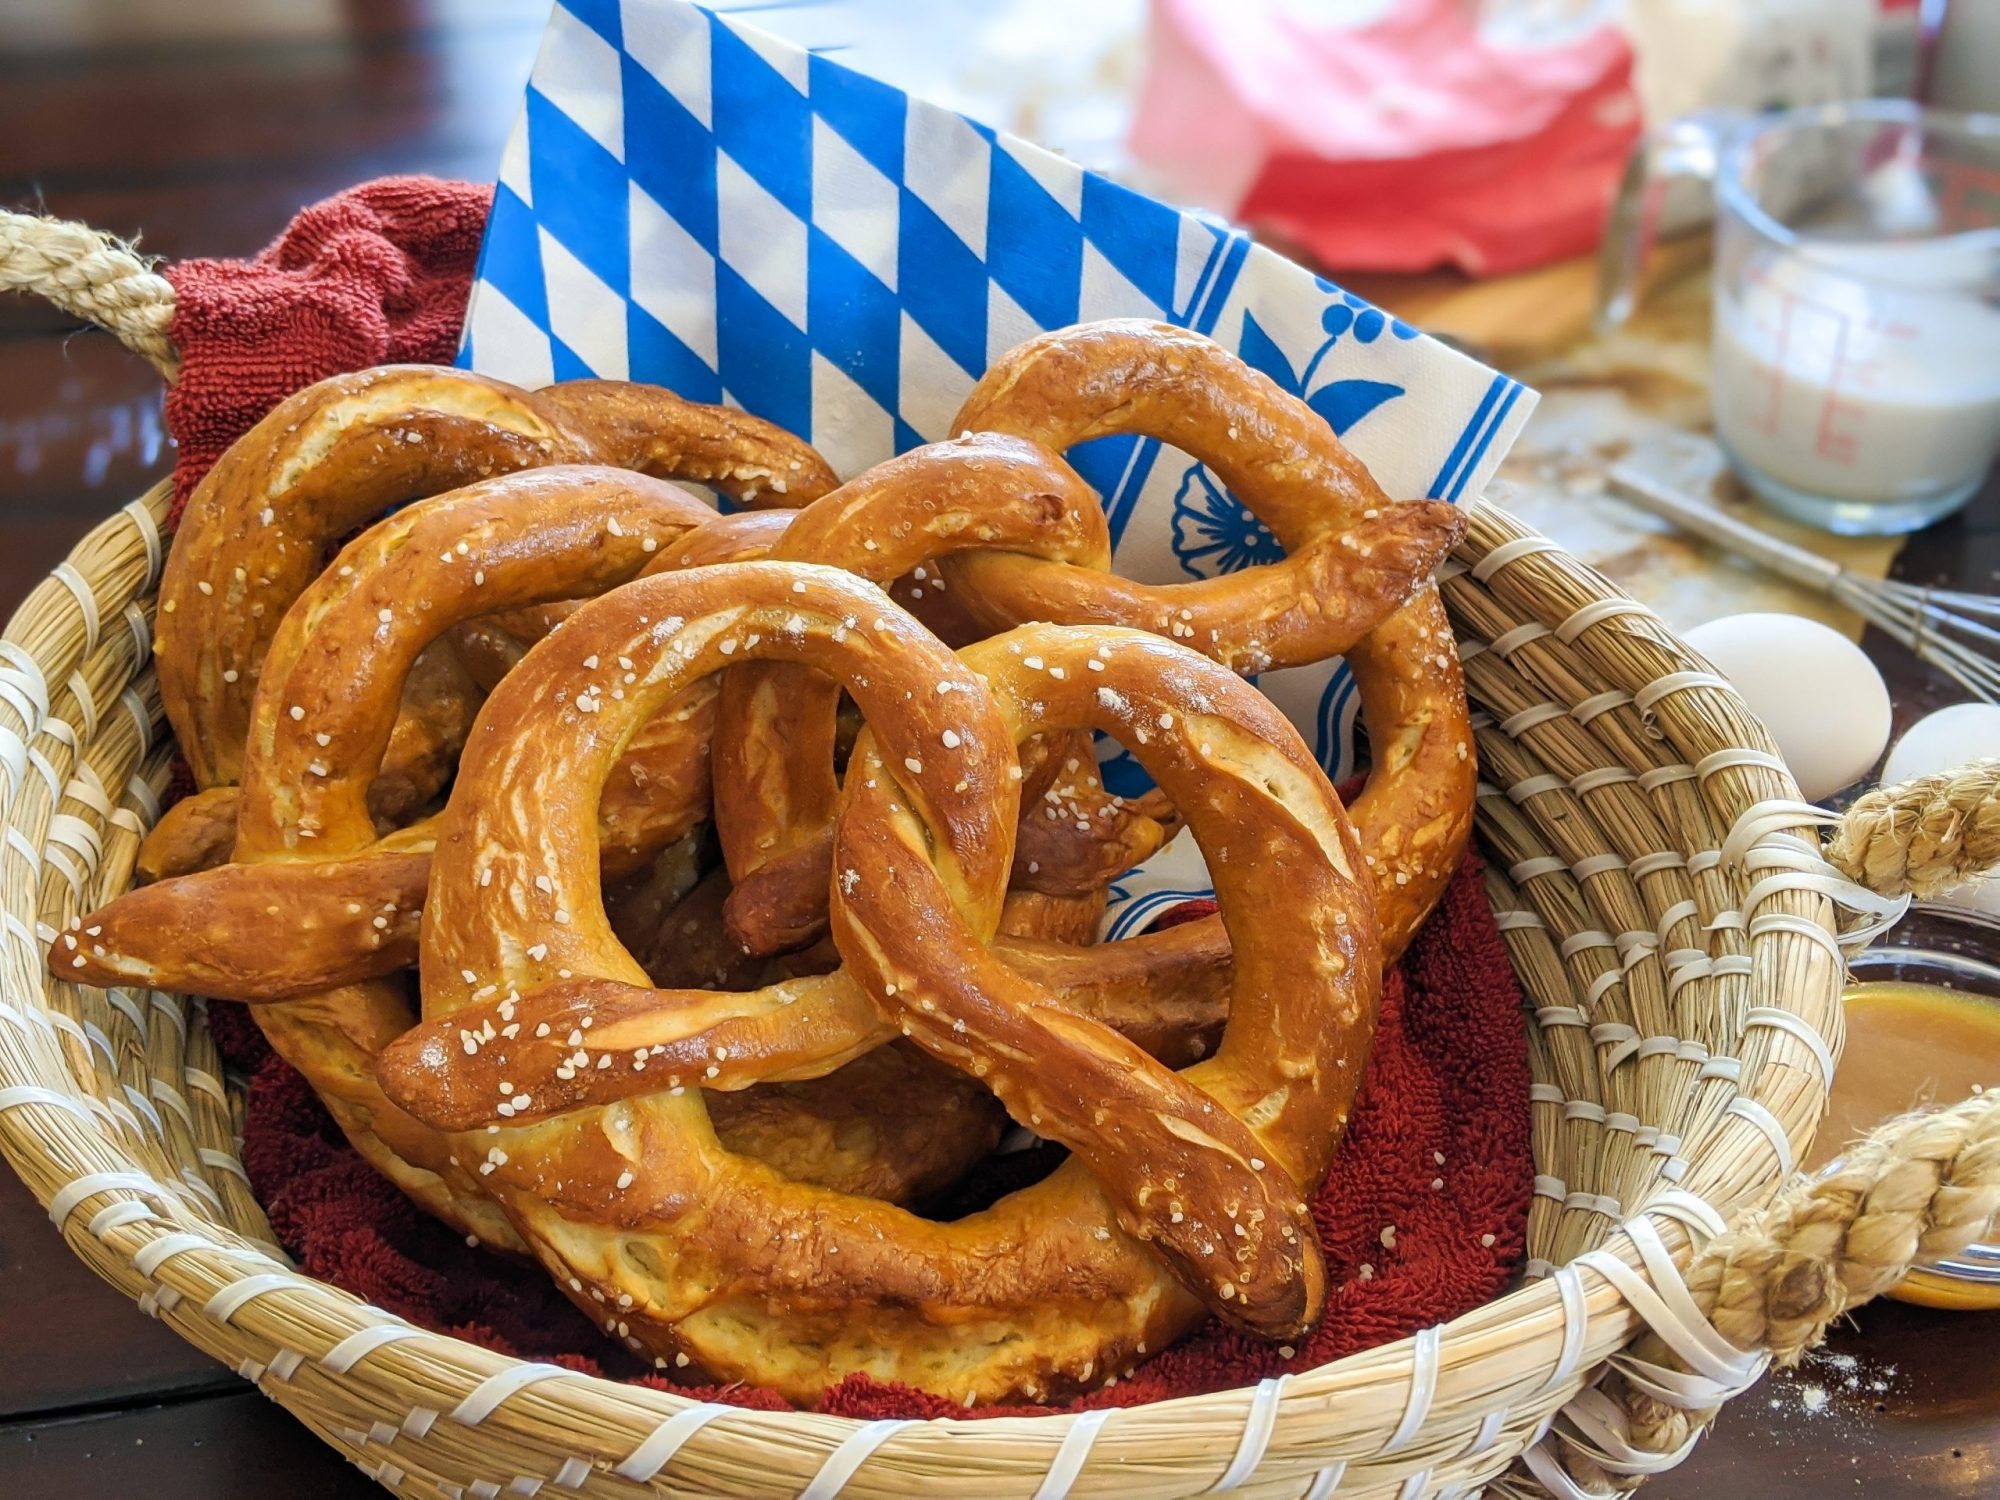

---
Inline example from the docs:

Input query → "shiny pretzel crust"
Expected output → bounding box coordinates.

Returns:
[371,312,1477,1129]
[941,317,1477,960]
[155,365,835,790]
[708,433,1159,953]
[76,465,1012,1204]
[382,566,1377,1403]
[49,320,1475,1408]
[66,469,724,1239]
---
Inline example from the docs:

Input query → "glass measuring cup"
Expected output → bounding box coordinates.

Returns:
[1599,101,2000,536]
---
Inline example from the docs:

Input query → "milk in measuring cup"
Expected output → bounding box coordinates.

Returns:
[1711,234,2000,506]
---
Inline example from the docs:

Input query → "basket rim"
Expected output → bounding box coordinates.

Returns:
[0,485,1861,1498]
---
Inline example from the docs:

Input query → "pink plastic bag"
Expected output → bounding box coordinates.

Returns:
[1131,0,1641,276]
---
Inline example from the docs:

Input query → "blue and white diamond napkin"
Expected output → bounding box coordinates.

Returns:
[459,0,1535,932]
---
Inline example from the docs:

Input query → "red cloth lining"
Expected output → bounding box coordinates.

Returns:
[172,180,1532,1415]
[163,178,495,526]
[208,849,1529,1415]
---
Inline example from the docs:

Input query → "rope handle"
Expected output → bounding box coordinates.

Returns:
[1826,759,2000,901]
[1539,1091,2000,1496]
[0,209,180,380]
[1527,766,2000,1494]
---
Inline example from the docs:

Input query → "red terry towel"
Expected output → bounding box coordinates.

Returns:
[163,177,495,526]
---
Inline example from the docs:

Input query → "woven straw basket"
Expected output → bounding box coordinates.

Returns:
[4,211,1999,1500]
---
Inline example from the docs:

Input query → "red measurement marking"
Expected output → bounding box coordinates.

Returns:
[1757,287,1793,438]
[1815,314,1858,465]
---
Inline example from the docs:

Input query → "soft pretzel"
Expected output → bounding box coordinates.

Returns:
[434,481,1151,955]
[69,468,1000,1205]
[943,319,1477,958]
[703,433,1173,954]
[941,320,1465,672]
[63,467,724,1234]
[374,323,1475,1141]
[380,564,1378,1402]
[154,365,835,789]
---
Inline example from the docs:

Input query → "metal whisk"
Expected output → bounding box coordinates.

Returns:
[1608,459,2000,703]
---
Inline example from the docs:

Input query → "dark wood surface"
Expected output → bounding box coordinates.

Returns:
[1,4,1995,1496]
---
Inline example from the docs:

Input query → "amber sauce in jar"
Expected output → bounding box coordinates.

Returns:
[1804,980,2000,1176]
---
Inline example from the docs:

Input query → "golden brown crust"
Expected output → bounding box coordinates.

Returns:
[135,636,483,883]
[941,318,1476,958]
[947,505,1465,674]
[995,921,1228,1068]
[80,472,1021,1228]
[63,468,725,1241]
[58,842,430,1001]
[156,365,835,790]
[706,434,1126,954]
[58,323,1467,1407]
[1008,749,1170,900]
[384,567,1378,1400]
[704,1045,1009,1205]
[530,380,838,507]
[941,319,1466,672]
[134,786,239,883]
[996,887,1107,945]
[157,367,589,787]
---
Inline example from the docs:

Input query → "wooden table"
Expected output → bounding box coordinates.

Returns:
[1,4,1994,1496]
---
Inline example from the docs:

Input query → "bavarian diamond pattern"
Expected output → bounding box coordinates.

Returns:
[460,0,1536,928]
[464,0,1241,485]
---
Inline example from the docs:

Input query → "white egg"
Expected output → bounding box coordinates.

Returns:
[1882,702,2000,787]
[1881,702,2000,917]
[1681,612,1891,802]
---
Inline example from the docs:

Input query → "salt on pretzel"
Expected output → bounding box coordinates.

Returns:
[150,365,836,855]
[68,468,1001,1205]
[381,564,1378,1402]
[136,637,484,882]
[61,467,724,1234]
[941,320,1465,673]
[381,322,1474,1141]
[942,318,1476,958]
[705,433,1172,954]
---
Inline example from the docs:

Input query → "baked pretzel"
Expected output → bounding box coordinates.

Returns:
[61,467,731,1232]
[141,365,836,885]
[941,321,1464,672]
[943,319,1477,958]
[374,323,1475,1137]
[428,478,1152,956]
[136,638,484,882]
[69,468,1007,1205]
[703,433,1173,954]
[382,564,1379,1402]
[64,466,726,991]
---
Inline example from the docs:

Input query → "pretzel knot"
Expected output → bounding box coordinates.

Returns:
[700,431,1171,955]
[936,319,1478,959]
[141,365,835,882]
[380,562,1380,1402]
[67,463,1019,1217]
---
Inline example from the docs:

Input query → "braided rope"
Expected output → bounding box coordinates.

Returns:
[1579,1092,2000,1491]
[1825,760,2000,900]
[1699,1094,2000,1359]
[0,211,179,380]
[1508,764,2000,1497]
